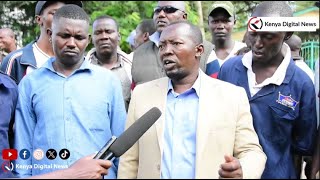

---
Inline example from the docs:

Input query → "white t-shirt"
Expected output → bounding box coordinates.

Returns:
[26,43,52,74]
[295,59,314,84]
[207,41,246,66]
[242,43,291,97]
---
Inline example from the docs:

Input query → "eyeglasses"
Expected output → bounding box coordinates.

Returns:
[153,6,183,14]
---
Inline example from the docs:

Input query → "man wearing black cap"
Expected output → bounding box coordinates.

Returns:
[0,1,83,84]
[206,1,246,78]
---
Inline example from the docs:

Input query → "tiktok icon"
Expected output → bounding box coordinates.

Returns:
[59,149,70,160]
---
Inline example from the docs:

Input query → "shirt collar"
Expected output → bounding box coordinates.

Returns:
[242,43,291,86]
[92,52,123,68]
[88,48,126,69]
[167,70,201,97]
[43,57,92,74]
[149,31,161,47]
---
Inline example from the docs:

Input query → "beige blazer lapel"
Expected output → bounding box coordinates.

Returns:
[195,71,223,176]
[153,77,169,158]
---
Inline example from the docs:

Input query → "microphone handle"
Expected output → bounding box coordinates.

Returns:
[93,136,117,160]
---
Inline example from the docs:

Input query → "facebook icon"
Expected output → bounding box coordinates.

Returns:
[19,149,30,160]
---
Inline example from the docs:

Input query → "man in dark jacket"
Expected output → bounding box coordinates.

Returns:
[131,1,214,88]
[0,1,82,84]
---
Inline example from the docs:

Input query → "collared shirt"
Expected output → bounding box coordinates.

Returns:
[0,73,17,178]
[218,54,317,179]
[242,43,291,97]
[149,31,161,47]
[14,58,127,178]
[86,48,132,112]
[161,73,201,179]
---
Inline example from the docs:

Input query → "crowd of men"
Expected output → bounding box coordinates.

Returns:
[0,1,319,179]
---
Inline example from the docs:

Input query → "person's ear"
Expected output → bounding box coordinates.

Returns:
[195,43,204,58]
[46,28,52,43]
[143,32,149,42]
[35,15,43,26]
[118,32,121,44]
[183,13,187,20]
[284,32,294,41]
[88,34,92,46]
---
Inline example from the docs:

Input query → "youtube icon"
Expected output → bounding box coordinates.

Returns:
[2,149,18,160]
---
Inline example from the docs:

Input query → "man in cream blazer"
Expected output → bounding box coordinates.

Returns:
[118,21,266,179]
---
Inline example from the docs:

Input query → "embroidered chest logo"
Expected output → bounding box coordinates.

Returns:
[276,92,299,110]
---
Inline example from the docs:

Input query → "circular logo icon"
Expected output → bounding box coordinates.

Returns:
[59,149,70,160]
[46,149,57,160]
[33,148,44,160]
[19,149,31,160]
[1,161,14,173]
[248,17,263,32]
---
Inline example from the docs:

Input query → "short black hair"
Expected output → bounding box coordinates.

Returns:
[168,21,203,45]
[53,4,89,23]
[138,19,156,36]
[93,15,119,31]
[252,1,293,17]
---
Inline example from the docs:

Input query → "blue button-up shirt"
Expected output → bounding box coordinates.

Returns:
[161,75,201,179]
[0,73,18,178]
[13,58,127,178]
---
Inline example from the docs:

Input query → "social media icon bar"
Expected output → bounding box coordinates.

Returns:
[59,149,70,160]
[2,149,18,160]
[46,149,57,160]
[33,148,44,160]
[19,149,31,160]
[1,161,14,172]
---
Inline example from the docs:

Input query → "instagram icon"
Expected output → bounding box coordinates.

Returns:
[33,149,44,160]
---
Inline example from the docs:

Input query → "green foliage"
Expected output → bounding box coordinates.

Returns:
[87,1,157,53]
[0,1,37,46]
[1,1,317,52]
[186,1,199,25]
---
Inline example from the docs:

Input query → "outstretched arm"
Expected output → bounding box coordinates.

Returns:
[29,154,112,179]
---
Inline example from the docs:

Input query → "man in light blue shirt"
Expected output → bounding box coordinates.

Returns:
[13,5,126,178]
[161,74,200,178]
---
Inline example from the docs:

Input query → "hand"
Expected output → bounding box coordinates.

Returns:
[66,154,112,179]
[218,155,243,179]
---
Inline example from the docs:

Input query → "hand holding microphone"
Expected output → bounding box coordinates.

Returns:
[218,155,243,179]
[94,107,162,160]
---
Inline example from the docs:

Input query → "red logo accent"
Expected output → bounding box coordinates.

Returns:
[2,149,18,160]
[1,161,14,172]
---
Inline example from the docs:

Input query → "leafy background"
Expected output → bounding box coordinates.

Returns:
[0,1,318,53]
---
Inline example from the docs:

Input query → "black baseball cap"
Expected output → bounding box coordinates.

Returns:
[35,1,83,16]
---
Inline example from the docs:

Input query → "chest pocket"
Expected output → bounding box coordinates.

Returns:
[269,104,297,121]
[264,104,297,146]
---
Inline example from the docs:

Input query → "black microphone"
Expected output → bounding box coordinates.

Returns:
[93,107,162,160]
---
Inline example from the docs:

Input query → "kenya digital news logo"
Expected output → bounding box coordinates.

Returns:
[1,161,14,173]
[248,17,263,32]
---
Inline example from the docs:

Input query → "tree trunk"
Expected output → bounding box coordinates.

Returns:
[195,1,205,40]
